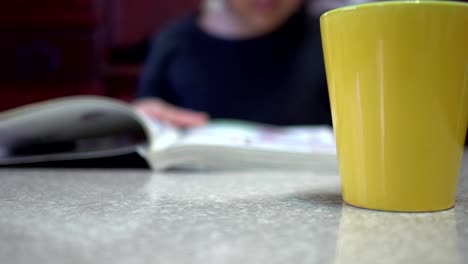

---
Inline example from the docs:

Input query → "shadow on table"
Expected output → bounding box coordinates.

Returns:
[289,191,343,208]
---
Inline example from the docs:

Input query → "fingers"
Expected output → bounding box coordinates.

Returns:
[134,99,209,128]
[161,103,209,127]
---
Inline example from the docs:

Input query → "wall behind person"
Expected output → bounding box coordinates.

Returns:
[110,0,199,46]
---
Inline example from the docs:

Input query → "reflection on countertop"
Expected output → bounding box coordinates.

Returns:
[335,206,458,264]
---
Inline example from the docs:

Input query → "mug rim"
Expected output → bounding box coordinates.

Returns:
[321,1,468,19]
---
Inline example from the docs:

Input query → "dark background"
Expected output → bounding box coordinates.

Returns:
[0,0,199,110]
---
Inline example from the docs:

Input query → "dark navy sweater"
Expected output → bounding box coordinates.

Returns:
[137,9,331,126]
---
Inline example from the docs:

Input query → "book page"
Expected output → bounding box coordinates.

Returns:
[0,96,145,150]
[174,120,336,154]
[138,114,182,151]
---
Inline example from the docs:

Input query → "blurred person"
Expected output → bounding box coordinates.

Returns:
[134,0,336,127]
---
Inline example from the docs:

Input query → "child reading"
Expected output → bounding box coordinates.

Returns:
[135,0,331,128]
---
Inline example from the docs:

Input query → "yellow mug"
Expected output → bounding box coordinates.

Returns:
[321,1,468,212]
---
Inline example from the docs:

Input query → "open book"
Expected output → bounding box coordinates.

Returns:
[0,96,337,170]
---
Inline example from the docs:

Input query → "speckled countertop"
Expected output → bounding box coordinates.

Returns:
[0,151,467,264]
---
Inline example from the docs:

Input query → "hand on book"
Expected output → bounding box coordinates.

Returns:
[133,98,209,128]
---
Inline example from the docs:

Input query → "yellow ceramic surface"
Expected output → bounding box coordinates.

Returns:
[321,1,468,212]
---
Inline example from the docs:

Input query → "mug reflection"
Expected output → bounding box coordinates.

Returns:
[334,205,459,264]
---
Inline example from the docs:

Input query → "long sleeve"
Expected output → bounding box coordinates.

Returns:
[136,29,177,101]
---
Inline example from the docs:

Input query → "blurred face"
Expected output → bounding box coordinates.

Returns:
[226,0,303,33]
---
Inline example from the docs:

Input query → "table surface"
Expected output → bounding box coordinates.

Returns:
[1,152,467,264]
